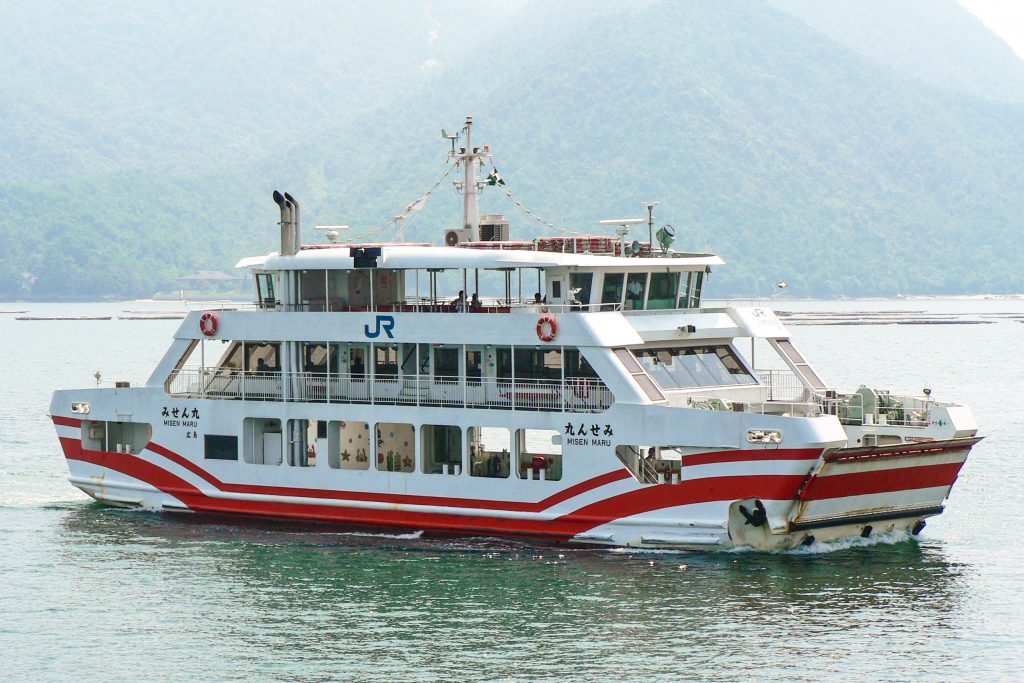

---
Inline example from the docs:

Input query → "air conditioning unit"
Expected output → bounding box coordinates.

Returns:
[444,228,472,246]
[479,214,510,241]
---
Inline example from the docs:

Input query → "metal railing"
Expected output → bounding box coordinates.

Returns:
[167,368,613,412]
[756,369,807,402]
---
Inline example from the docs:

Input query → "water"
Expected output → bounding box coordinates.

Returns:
[2,300,1022,681]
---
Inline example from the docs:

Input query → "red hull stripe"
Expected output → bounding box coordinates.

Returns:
[52,415,83,428]
[145,441,632,513]
[800,462,965,501]
[60,437,811,538]
[680,448,820,467]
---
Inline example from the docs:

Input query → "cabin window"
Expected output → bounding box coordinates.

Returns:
[374,345,399,377]
[496,347,513,380]
[204,434,238,461]
[468,427,510,478]
[465,348,483,385]
[421,425,462,475]
[647,272,680,310]
[514,347,562,381]
[286,419,322,467]
[243,418,282,465]
[299,269,328,311]
[327,270,348,310]
[256,273,276,308]
[81,420,152,453]
[600,273,624,310]
[372,269,403,310]
[434,346,460,378]
[632,345,755,389]
[564,349,598,378]
[245,342,280,373]
[679,271,704,309]
[218,341,244,370]
[347,345,368,378]
[552,280,562,299]
[375,422,415,473]
[302,343,332,374]
[625,273,648,310]
[348,271,372,309]
[516,429,562,481]
[569,272,594,308]
[328,420,371,470]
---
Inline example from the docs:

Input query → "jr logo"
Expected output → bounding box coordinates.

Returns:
[364,315,396,339]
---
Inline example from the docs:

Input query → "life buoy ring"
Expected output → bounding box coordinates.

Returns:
[536,314,557,342]
[199,311,219,337]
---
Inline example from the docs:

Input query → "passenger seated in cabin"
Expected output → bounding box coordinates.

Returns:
[453,290,466,312]
[256,358,269,373]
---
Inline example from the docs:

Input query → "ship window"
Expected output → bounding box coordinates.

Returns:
[434,347,459,378]
[327,270,349,311]
[514,347,562,381]
[243,418,282,465]
[328,420,371,470]
[374,345,399,377]
[516,429,562,481]
[564,348,597,378]
[679,271,704,309]
[633,346,755,389]
[496,347,513,380]
[625,273,647,310]
[245,342,280,373]
[81,420,152,453]
[299,269,327,312]
[347,345,368,378]
[601,273,624,310]
[569,272,593,308]
[218,341,244,370]
[465,348,483,385]
[286,419,321,467]
[372,269,403,310]
[256,273,276,308]
[204,434,238,461]
[375,422,415,473]
[302,343,332,374]
[647,272,680,310]
[421,425,462,474]
[468,427,511,478]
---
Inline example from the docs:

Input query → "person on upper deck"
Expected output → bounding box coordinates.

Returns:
[470,293,481,309]
[453,290,466,312]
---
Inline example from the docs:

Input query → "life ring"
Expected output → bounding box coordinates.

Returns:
[536,314,557,342]
[199,311,219,337]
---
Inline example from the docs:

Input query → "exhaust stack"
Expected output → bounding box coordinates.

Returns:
[273,191,297,256]
[284,192,301,254]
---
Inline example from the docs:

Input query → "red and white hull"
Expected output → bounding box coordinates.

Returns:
[54,414,976,550]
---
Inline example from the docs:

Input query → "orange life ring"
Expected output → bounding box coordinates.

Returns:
[199,311,219,337]
[536,314,557,342]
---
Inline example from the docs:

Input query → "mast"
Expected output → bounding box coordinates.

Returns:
[446,115,492,239]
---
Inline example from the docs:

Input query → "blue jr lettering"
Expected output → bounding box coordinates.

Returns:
[364,315,396,339]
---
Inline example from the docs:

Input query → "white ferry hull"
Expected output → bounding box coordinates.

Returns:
[53,412,975,551]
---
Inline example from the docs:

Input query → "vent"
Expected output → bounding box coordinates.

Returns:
[478,214,509,241]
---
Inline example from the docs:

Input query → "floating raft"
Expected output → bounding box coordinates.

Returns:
[15,316,113,321]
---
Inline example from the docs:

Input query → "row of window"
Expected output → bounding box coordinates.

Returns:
[633,345,756,390]
[206,420,564,481]
[204,340,597,382]
[569,270,703,311]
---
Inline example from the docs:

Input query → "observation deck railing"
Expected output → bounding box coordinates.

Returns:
[166,368,613,413]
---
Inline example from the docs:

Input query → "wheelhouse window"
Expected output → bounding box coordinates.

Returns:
[569,272,594,309]
[255,273,276,309]
[647,272,680,310]
[625,272,647,310]
[632,345,755,389]
[679,271,704,309]
[600,273,624,310]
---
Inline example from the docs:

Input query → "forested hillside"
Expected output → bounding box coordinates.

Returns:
[1,0,1022,299]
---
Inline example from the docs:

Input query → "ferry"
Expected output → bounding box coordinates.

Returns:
[50,117,981,550]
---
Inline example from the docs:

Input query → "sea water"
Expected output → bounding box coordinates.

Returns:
[1,299,1022,682]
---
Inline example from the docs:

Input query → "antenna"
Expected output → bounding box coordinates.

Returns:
[599,218,646,255]
[314,225,350,244]
[642,201,659,247]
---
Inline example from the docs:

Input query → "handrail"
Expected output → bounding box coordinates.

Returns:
[166,367,613,413]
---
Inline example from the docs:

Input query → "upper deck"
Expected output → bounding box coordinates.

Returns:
[235,241,725,316]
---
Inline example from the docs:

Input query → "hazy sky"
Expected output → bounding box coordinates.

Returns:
[961,0,1024,59]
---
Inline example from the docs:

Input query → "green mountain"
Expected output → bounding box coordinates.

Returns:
[2,0,1023,300]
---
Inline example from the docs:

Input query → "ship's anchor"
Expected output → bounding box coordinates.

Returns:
[738,499,767,527]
